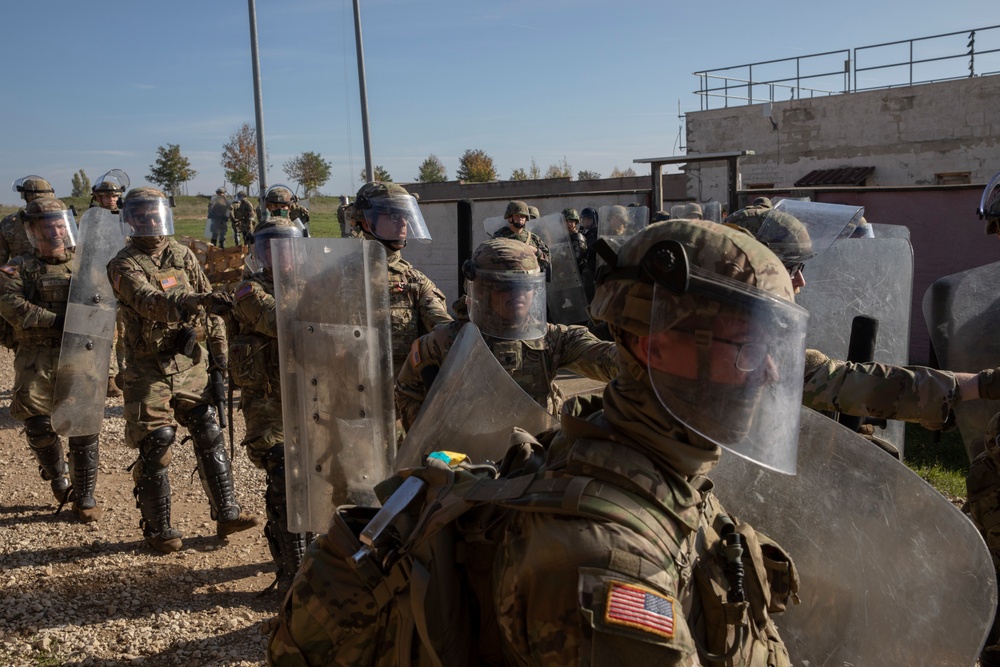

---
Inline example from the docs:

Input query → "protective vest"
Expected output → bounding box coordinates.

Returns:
[388,260,432,369]
[485,337,554,411]
[117,243,200,375]
[8,255,71,345]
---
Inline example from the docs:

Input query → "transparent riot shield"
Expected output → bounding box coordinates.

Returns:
[796,237,913,455]
[703,201,723,223]
[597,205,648,268]
[869,222,911,239]
[710,407,996,666]
[527,212,588,324]
[275,238,395,533]
[51,208,125,436]
[394,323,558,471]
[484,216,508,237]
[923,260,1000,460]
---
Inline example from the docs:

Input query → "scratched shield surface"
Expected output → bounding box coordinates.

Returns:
[796,237,914,456]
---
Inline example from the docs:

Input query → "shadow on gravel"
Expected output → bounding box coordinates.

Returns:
[144,624,270,666]
[0,503,65,526]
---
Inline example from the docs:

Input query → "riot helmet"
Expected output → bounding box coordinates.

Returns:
[527,205,540,220]
[92,169,130,211]
[120,187,174,237]
[12,175,55,203]
[590,219,808,474]
[247,221,303,274]
[606,205,631,235]
[24,198,77,259]
[580,206,598,229]
[669,202,704,220]
[979,171,1000,233]
[353,181,431,250]
[216,187,226,195]
[464,238,546,341]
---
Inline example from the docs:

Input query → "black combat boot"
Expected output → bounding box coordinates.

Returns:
[68,434,102,523]
[187,405,261,538]
[135,427,182,553]
[264,446,310,591]
[25,416,70,504]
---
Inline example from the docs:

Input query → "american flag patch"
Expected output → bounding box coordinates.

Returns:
[160,276,178,289]
[235,282,254,302]
[604,581,675,639]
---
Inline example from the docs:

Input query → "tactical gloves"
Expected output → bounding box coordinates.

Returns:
[979,368,1000,401]
[184,292,235,316]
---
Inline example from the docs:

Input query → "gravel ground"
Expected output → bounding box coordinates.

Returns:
[0,346,276,667]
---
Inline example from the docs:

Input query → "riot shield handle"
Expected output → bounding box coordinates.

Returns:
[351,475,427,571]
[838,315,879,432]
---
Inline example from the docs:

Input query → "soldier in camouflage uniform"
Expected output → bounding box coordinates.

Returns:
[492,200,550,272]
[88,170,130,398]
[352,181,453,374]
[229,192,257,246]
[562,207,589,276]
[207,187,231,248]
[1,175,55,266]
[267,219,803,666]
[227,220,309,591]
[0,198,105,522]
[290,195,310,236]
[527,205,540,220]
[580,206,599,301]
[107,187,260,554]
[395,238,617,430]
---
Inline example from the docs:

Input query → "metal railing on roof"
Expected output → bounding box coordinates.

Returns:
[694,25,1000,110]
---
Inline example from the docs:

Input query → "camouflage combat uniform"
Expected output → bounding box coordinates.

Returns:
[965,414,1000,665]
[386,251,453,374]
[492,226,551,270]
[395,315,617,430]
[207,193,230,247]
[802,348,964,430]
[230,197,258,244]
[0,209,34,265]
[290,203,310,235]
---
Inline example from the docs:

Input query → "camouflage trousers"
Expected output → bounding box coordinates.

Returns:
[109,310,127,378]
[10,342,59,421]
[240,387,283,469]
[121,356,212,447]
[966,411,1000,654]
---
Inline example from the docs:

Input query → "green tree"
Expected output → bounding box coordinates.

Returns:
[283,151,332,197]
[528,159,541,180]
[415,155,447,183]
[147,144,198,196]
[577,170,601,180]
[610,166,637,178]
[221,123,260,192]
[510,167,529,181]
[70,169,91,197]
[359,165,393,182]
[544,157,572,179]
[456,149,497,182]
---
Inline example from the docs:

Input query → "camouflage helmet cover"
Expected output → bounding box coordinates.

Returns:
[465,237,540,276]
[724,205,813,265]
[562,208,581,222]
[527,206,540,220]
[353,181,411,222]
[216,187,226,195]
[504,200,531,220]
[13,175,54,198]
[25,197,69,218]
[590,219,794,338]
[264,185,294,205]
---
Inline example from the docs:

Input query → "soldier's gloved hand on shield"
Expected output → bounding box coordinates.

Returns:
[978,368,1000,401]
[184,292,234,316]
[51,312,65,330]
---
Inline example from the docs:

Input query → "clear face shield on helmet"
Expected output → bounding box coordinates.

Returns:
[12,175,52,195]
[979,171,1000,222]
[246,225,303,274]
[120,196,175,237]
[641,240,808,474]
[26,209,78,257]
[762,199,864,264]
[361,194,432,245]
[467,269,547,340]
[94,169,130,194]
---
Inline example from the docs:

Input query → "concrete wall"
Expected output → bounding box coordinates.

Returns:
[395,175,686,311]
[686,75,1000,204]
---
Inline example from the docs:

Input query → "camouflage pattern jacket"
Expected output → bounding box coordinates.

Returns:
[385,251,453,373]
[228,272,280,396]
[492,226,551,270]
[802,348,963,430]
[229,199,258,239]
[207,195,230,222]
[0,252,70,345]
[107,239,226,377]
[0,209,34,265]
[394,318,617,431]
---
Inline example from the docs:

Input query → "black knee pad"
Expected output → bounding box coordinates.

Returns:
[138,426,175,473]
[186,404,222,448]
[24,416,58,450]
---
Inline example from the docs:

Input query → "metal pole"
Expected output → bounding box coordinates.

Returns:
[247,0,268,193]
[353,0,374,183]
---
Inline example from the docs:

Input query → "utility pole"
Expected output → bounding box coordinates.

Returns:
[353,0,374,183]
[247,0,268,193]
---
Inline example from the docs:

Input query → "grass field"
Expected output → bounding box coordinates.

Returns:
[0,196,979,500]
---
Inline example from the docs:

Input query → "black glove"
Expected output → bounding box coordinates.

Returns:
[52,313,65,329]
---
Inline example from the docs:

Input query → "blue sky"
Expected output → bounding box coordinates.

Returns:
[2,1,996,205]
